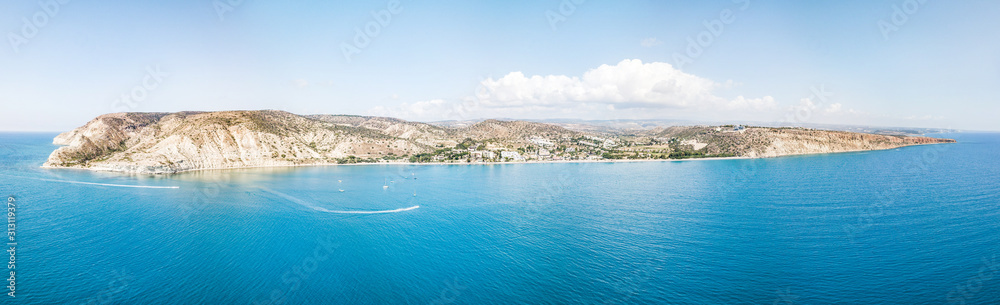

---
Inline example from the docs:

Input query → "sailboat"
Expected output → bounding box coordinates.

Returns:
[383,178,389,190]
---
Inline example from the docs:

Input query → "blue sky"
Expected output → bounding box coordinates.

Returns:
[2,0,998,131]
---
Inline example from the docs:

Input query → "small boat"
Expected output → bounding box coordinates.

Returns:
[383,178,389,190]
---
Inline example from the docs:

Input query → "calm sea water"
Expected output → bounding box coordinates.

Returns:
[2,132,999,304]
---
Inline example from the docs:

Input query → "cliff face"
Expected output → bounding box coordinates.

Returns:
[43,111,432,174]
[652,126,955,158]
[753,128,954,157]
[43,111,955,174]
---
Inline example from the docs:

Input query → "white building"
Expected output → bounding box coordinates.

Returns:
[500,151,524,161]
[471,150,496,160]
[530,137,554,147]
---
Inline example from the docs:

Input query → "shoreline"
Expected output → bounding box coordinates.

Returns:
[39,142,954,175]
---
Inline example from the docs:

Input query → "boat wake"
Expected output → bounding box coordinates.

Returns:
[36,178,180,189]
[261,187,419,214]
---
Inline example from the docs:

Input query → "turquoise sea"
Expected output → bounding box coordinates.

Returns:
[2,132,999,304]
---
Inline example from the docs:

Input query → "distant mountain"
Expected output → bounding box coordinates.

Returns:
[42,111,954,174]
[527,118,961,136]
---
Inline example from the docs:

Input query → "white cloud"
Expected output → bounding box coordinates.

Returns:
[370,99,455,121]
[369,59,776,121]
[294,79,309,88]
[727,96,777,111]
[475,59,727,109]
[640,37,662,47]
[904,114,944,121]
[824,103,842,113]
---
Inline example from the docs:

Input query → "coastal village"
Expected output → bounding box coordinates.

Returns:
[395,125,750,164]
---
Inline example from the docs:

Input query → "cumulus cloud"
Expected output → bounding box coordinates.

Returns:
[824,103,842,113]
[369,59,776,121]
[475,59,731,109]
[640,38,662,47]
[370,99,458,121]
[727,96,777,111]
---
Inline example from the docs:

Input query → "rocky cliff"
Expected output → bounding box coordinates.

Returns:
[648,126,955,158]
[43,111,433,174]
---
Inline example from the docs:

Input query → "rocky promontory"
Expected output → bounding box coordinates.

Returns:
[42,110,956,174]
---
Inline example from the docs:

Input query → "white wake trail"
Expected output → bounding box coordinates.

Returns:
[36,178,180,189]
[261,187,419,214]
